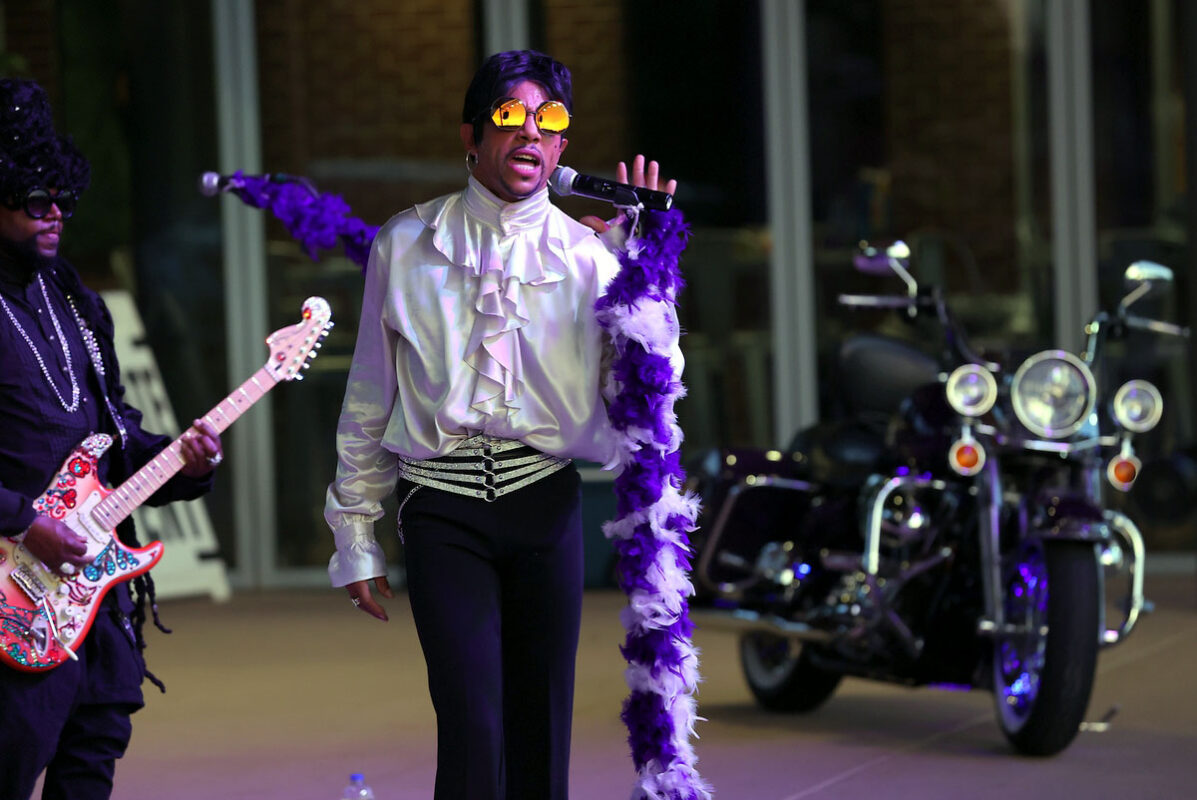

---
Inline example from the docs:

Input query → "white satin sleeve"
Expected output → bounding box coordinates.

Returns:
[324,229,402,587]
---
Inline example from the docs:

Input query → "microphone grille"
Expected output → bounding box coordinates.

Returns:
[197,171,222,197]
[548,165,577,197]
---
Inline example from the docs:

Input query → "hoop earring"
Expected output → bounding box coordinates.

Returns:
[465,152,478,173]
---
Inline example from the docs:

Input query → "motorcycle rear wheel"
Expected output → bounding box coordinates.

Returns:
[993,539,1100,756]
[740,634,842,712]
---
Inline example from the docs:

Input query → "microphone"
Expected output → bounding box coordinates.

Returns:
[549,166,672,211]
[198,171,317,197]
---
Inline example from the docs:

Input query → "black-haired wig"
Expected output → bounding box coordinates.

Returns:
[461,50,573,146]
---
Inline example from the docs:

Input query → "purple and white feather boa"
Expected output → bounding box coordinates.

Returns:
[596,207,713,800]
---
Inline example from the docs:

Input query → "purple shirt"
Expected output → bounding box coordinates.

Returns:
[0,258,210,538]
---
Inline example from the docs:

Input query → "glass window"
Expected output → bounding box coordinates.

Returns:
[253,0,481,571]
[7,1,233,561]
[806,0,1054,433]
[1091,0,1196,552]
[543,0,772,453]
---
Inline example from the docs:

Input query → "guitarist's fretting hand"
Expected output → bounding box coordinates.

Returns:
[23,516,91,576]
[179,418,224,478]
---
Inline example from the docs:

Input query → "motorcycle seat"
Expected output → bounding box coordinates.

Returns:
[838,333,941,418]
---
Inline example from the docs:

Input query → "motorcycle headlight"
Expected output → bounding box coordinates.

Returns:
[1011,350,1096,439]
[1112,379,1163,433]
[946,364,997,417]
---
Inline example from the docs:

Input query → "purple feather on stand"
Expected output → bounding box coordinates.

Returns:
[214,170,379,271]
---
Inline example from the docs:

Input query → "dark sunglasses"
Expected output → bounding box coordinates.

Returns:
[4,188,78,219]
[485,97,571,135]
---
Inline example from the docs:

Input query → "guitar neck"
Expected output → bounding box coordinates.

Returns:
[91,365,279,531]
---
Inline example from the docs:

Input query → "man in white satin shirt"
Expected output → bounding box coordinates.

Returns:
[323,49,675,800]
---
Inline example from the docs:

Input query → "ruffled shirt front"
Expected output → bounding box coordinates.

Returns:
[324,178,622,586]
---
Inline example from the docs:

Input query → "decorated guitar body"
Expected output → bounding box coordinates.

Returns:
[0,434,162,670]
[0,296,333,672]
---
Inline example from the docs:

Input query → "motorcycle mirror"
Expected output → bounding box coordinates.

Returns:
[853,239,911,276]
[1120,260,1173,311]
[1123,260,1172,287]
[855,239,919,299]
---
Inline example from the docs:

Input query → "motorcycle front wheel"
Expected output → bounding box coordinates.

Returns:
[993,538,1101,756]
[740,634,842,712]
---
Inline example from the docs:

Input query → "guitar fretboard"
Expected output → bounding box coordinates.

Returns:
[90,365,279,531]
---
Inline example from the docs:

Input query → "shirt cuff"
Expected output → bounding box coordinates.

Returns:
[327,522,387,588]
[3,506,37,540]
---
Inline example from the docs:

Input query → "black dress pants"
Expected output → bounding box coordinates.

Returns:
[0,589,145,800]
[400,464,584,800]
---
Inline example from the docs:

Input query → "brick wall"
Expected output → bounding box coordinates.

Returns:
[542,0,630,172]
[255,0,477,226]
[253,0,632,227]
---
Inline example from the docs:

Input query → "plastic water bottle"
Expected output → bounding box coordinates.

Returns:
[339,773,376,799]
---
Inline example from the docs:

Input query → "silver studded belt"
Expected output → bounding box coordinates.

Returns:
[398,436,571,502]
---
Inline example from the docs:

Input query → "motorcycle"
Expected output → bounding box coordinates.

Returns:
[688,240,1189,756]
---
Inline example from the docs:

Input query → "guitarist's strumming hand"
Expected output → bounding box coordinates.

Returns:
[347,576,394,621]
[180,418,224,478]
[23,516,91,576]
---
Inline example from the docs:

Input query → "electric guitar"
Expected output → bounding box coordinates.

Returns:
[0,296,333,671]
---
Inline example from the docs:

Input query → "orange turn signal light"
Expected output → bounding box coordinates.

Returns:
[1107,455,1140,492]
[949,439,986,476]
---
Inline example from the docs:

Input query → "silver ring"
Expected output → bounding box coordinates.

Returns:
[351,597,361,607]
[60,563,77,576]
[206,453,223,466]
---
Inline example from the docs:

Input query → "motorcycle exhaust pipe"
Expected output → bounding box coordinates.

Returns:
[690,607,835,642]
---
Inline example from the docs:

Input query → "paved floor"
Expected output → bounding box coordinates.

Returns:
[83,572,1197,799]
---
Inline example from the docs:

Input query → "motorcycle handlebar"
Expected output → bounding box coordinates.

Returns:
[838,292,998,370]
[1124,314,1190,338]
[837,293,933,310]
[1084,310,1190,361]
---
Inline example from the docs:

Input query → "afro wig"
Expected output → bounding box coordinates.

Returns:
[0,78,90,203]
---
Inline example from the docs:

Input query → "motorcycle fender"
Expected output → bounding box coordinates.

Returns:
[1039,516,1111,542]
[1031,493,1109,542]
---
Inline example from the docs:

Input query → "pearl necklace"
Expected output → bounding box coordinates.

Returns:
[0,274,82,412]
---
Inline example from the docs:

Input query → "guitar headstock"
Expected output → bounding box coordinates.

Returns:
[264,297,334,381]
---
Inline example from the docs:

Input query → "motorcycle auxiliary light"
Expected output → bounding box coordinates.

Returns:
[1112,379,1163,433]
[946,364,997,417]
[949,436,986,476]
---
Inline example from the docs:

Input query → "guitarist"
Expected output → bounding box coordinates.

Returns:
[0,78,224,800]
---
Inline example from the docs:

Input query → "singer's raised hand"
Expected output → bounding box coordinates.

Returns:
[579,153,676,234]
[617,154,678,196]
